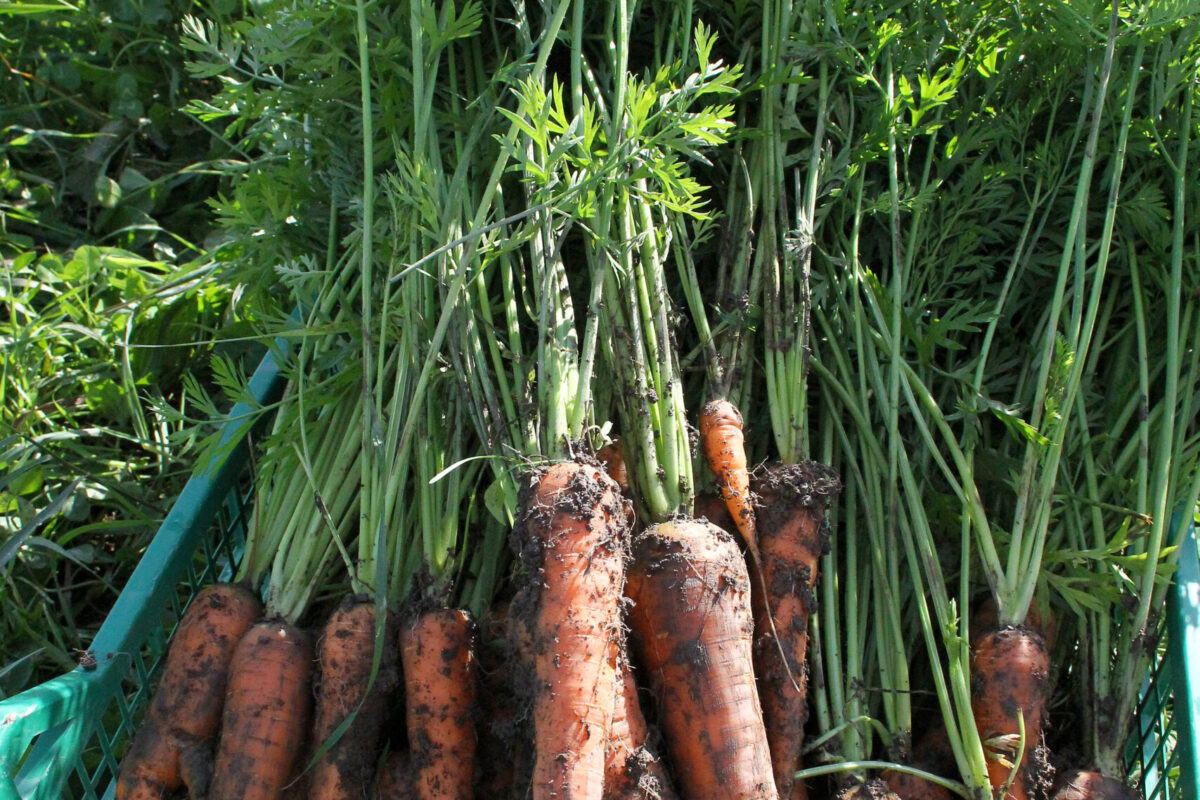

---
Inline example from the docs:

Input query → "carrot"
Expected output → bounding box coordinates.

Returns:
[116,582,262,800]
[306,597,398,800]
[597,439,631,493]
[604,654,679,800]
[753,461,841,800]
[625,517,776,800]
[970,625,1051,800]
[377,750,419,800]
[699,399,757,558]
[400,607,479,800]
[512,461,628,800]
[208,618,314,800]
[1050,770,1138,800]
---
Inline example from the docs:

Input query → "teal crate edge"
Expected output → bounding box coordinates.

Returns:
[0,345,287,800]
[1167,518,1200,800]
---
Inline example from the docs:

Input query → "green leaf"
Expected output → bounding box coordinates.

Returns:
[93,175,122,208]
[484,474,517,527]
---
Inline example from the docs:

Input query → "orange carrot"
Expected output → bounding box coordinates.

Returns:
[625,517,776,800]
[699,399,757,558]
[753,461,841,800]
[597,439,631,493]
[604,654,678,800]
[970,625,1051,800]
[116,582,262,800]
[400,607,479,800]
[208,618,314,800]
[512,461,628,800]
[306,598,398,800]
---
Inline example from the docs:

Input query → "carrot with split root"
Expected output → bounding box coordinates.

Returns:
[400,607,479,800]
[208,618,314,800]
[513,461,628,800]
[116,583,262,800]
[626,517,776,800]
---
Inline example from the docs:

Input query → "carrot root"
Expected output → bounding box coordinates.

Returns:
[208,618,314,800]
[512,461,628,800]
[970,625,1051,800]
[752,461,841,800]
[400,607,479,800]
[307,598,398,800]
[625,517,776,800]
[116,582,262,800]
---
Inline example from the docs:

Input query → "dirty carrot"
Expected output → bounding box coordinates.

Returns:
[604,654,678,800]
[400,606,479,800]
[700,399,757,559]
[207,618,314,800]
[512,461,628,800]
[306,598,398,800]
[116,582,262,800]
[970,625,1051,800]
[753,462,841,800]
[625,517,776,800]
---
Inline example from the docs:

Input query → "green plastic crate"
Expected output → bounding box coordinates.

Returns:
[0,348,286,800]
[0,340,1195,798]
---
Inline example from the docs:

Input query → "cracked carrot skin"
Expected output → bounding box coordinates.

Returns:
[400,607,479,800]
[208,618,314,800]
[513,461,629,800]
[626,517,777,800]
[116,582,262,800]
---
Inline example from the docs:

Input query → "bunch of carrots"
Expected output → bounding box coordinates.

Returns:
[109,1,1200,800]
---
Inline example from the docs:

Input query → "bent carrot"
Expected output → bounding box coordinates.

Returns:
[604,654,678,800]
[307,598,398,800]
[512,461,628,800]
[753,461,841,800]
[625,517,775,800]
[400,607,479,800]
[700,399,757,559]
[116,582,262,800]
[208,618,314,800]
[970,625,1051,800]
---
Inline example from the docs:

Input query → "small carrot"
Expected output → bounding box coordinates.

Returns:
[116,582,262,800]
[400,607,479,800]
[512,461,628,800]
[625,517,776,800]
[752,461,841,800]
[970,625,1051,800]
[597,439,631,493]
[604,654,679,800]
[208,618,314,800]
[306,598,398,800]
[699,399,757,559]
